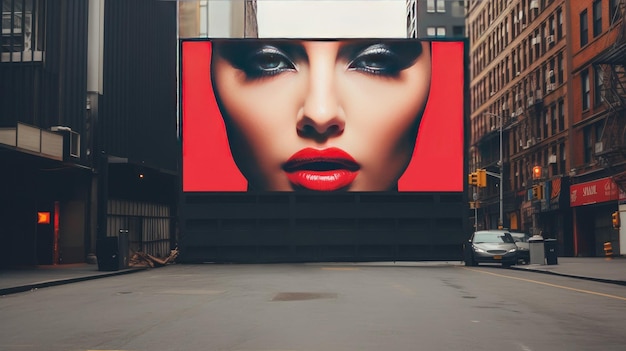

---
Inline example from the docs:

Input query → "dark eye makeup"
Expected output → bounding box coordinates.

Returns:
[345,41,424,77]
[213,40,425,80]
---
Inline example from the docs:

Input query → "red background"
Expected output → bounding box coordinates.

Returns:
[181,40,465,192]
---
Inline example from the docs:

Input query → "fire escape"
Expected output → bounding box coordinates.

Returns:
[594,0,626,194]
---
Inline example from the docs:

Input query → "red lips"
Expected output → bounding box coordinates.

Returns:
[283,147,360,191]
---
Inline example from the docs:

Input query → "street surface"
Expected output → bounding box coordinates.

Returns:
[1,262,625,351]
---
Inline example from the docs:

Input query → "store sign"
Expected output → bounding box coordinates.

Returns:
[570,177,626,207]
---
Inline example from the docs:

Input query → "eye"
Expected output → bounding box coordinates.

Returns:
[347,44,402,76]
[347,42,422,77]
[245,46,296,79]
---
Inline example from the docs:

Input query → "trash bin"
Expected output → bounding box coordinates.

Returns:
[96,233,130,271]
[544,238,558,265]
[528,235,545,265]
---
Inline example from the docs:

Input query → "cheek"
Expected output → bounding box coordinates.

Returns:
[216,73,302,163]
[343,76,429,152]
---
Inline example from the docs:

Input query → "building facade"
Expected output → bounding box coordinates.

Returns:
[0,0,178,268]
[415,0,466,38]
[568,0,626,256]
[468,0,626,256]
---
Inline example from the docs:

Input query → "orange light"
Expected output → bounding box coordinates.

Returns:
[532,166,542,180]
[37,212,51,224]
[139,173,144,179]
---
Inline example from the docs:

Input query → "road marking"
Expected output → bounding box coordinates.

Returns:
[462,267,626,301]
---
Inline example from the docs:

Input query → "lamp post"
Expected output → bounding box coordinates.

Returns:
[484,112,504,229]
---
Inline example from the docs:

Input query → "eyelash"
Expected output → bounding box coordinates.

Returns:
[236,44,412,79]
[347,47,403,77]
[243,47,296,79]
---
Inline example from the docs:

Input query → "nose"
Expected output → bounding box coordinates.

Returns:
[297,55,345,138]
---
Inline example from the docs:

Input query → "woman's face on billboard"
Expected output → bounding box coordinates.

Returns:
[211,40,431,191]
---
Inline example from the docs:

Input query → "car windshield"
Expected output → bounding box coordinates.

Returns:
[473,232,515,244]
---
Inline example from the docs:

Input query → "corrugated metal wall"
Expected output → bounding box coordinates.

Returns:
[107,199,173,257]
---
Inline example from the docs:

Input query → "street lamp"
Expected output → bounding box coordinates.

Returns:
[483,112,504,229]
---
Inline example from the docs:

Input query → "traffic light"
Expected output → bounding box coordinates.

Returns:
[477,169,487,188]
[612,211,621,229]
[532,185,544,200]
[468,172,478,186]
[532,165,542,180]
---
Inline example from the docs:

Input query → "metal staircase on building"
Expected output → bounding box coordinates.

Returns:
[595,0,626,195]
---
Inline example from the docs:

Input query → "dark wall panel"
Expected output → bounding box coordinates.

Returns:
[102,0,178,172]
[179,193,470,263]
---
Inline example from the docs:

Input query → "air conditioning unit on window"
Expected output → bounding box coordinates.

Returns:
[535,90,543,101]
[548,154,557,164]
[546,83,556,92]
[502,102,509,110]
[595,141,604,154]
[546,35,555,44]
[527,97,535,107]
[517,107,524,115]
[530,0,539,10]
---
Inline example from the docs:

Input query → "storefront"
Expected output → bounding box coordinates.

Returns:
[570,177,625,257]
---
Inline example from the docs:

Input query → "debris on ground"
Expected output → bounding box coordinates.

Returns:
[130,248,179,268]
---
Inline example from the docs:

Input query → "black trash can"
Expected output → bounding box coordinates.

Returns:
[544,238,558,265]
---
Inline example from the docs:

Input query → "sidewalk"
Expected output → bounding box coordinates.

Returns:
[0,263,147,296]
[509,256,626,286]
[1,257,625,296]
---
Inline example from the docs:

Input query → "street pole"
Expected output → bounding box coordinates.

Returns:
[473,192,478,231]
[499,114,503,229]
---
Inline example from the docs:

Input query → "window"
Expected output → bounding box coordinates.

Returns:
[427,0,435,13]
[558,52,564,84]
[437,0,446,13]
[1,0,43,62]
[437,26,446,36]
[558,99,564,131]
[427,27,436,36]
[581,69,590,110]
[594,66,604,106]
[610,0,622,24]
[557,7,563,39]
[551,104,557,135]
[453,25,464,36]
[580,10,588,47]
[584,126,593,163]
[593,0,602,37]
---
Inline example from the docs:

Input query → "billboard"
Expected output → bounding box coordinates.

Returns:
[181,38,465,192]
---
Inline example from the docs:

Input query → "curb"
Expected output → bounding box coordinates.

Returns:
[509,266,626,287]
[0,267,148,296]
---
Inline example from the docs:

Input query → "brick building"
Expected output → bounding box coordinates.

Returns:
[468,0,626,256]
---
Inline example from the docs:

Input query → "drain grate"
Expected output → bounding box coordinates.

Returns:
[272,292,338,301]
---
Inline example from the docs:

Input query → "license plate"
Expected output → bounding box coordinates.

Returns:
[493,255,502,260]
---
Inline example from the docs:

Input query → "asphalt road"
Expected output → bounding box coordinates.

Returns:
[1,262,625,351]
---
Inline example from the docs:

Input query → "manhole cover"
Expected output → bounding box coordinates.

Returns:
[272,292,337,301]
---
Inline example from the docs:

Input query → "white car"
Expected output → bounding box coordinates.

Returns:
[463,230,518,267]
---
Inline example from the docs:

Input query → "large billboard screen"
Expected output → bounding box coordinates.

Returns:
[181,39,465,192]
